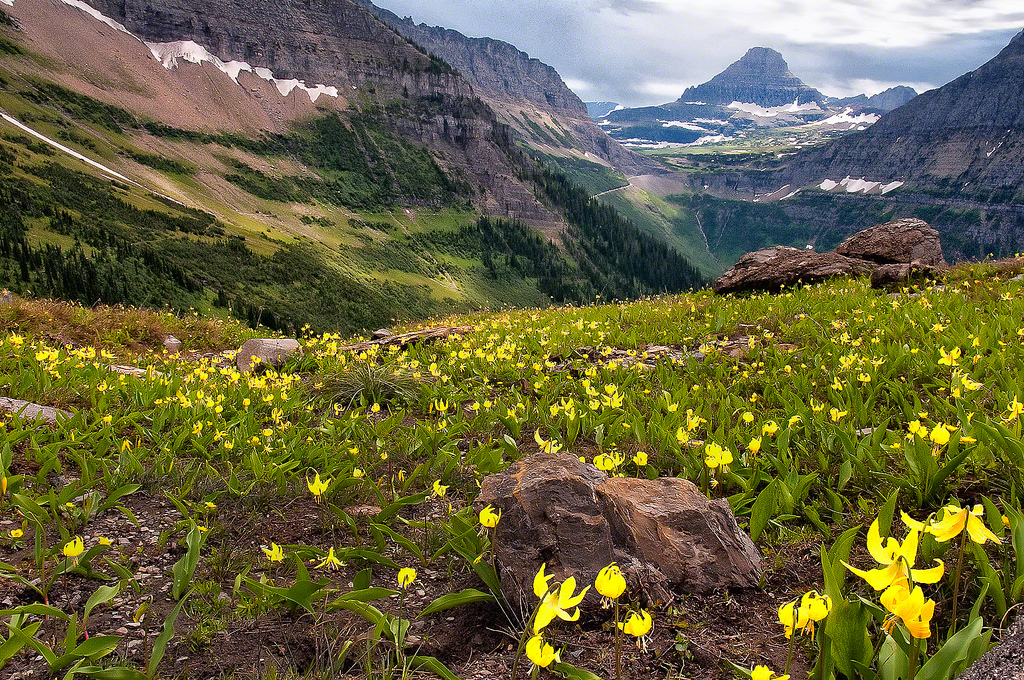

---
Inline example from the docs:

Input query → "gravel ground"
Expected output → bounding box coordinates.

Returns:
[957,615,1024,680]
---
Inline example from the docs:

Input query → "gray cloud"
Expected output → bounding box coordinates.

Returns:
[373,0,1024,106]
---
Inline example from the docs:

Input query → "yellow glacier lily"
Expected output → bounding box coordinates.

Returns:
[533,575,590,633]
[928,504,1001,544]
[842,519,944,590]
[880,582,935,639]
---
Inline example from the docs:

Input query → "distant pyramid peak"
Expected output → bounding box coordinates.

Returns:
[678,46,825,107]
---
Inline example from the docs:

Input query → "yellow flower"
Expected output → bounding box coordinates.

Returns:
[1007,396,1024,421]
[307,472,330,502]
[98,536,112,546]
[704,443,733,471]
[352,468,364,479]
[534,574,590,633]
[928,504,1001,544]
[675,427,690,445]
[929,423,951,446]
[618,609,652,637]
[742,411,754,424]
[761,421,779,436]
[10,528,24,539]
[748,436,762,455]
[880,583,935,639]
[398,567,417,589]
[479,504,501,528]
[938,346,961,367]
[752,665,790,680]
[595,563,626,600]
[432,480,448,497]
[262,542,284,562]
[525,635,559,667]
[842,518,944,590]
[632,451,648,467]
[316,546,344,570]
[62,536,84,558]
[829,407,848,422]
[778,600,809,639]
[533,563,554,598]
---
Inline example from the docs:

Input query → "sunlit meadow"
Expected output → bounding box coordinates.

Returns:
[3,261,1024,679]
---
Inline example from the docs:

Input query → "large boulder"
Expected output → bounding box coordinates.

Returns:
[477,452,761,612]
[834,218,946,266]
[235,338,302,373]
[713,247,873,295]
[0,397,72,425]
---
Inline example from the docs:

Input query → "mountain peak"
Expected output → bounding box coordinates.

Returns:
[678,46,824,107]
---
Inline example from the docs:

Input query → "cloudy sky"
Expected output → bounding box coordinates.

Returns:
[373,0,1024,107]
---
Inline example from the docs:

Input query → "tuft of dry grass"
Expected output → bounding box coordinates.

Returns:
[0,295,260,355]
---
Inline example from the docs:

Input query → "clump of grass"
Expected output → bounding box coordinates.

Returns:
[319,362,421,408]
[0,295,256,355]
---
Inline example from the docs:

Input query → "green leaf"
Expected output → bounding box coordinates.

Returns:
[877,487,899,538]
[749,480,777,542]
[171,525,205,600]
[353,568,372,591]
[149,591,189,676]
[66,667,149,680]
[552,661,606,680]
[406,655,462,680]
[420,589,496,617]
[333,587,398,603]
[824,599,872,679]
[917,616,984,680]
[52,636,121,671]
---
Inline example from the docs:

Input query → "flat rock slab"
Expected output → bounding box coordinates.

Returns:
[713,247,873,295]
[478,451,761,612]
[0,397,72,425]
[236,338,302,373]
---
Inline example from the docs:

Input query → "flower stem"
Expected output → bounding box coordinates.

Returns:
[951,530,967,634]
[908,637,921,680]
[784,630,797,676]
[614,598,622,680]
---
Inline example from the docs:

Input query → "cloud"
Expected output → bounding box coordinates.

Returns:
[371,0,1024,106]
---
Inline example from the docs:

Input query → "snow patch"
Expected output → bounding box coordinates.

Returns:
[0,0,13,7]
[688,134,732,146]
[683,101,707,105]
[817,177,904,195]
[613,104,625,111]
[694,118,729,126]
[728,99,822,118]
[147,40,338,102]
[59,0,132,34]
[661,121,709,131]
[807,108,880,127]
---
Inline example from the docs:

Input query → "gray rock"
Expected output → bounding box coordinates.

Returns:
[713,246,873,295]
[956,616,1023,680]
[477,451,761,612]
[235,338,302,373]
[371,328,394,340]
[835,218,946,266]
[163,335,182,353]
[0,397,72,425]
[870,262,940,289]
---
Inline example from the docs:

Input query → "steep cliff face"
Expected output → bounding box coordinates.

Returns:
[781,30,1024,195]
[362,1,657,176]
[831,86,918,113]
[677,47,825,107]
[83,0,564,230]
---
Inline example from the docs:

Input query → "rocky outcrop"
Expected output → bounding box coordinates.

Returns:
[713,247,873,294]
[477,451,761,612]
[834,218,946,266]
[235,338,302,373]
[677,47,825,107]
[714,219,947,294]
[831,86,918,113]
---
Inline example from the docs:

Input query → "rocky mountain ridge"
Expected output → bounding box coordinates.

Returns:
[360,0,656,176]
[677,47,825,107]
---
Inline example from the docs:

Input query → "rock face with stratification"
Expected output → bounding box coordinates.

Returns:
[477,451,761,611]
[0,397,72,425]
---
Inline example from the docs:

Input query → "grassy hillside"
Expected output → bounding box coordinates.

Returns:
[2,262,1024,678]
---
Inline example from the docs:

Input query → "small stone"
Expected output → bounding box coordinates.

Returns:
[235,338,302,373]
[163,336,182,353]
[116,627,129,635]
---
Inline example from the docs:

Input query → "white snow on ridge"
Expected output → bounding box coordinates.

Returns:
[688,134,732,146]
[818,177,904,195]
[59,0,132,34]
[807,108,880,127]
[147,41,338,102]
[662,121,709,131]
[728,99,822,118]
[0,0,14,8]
